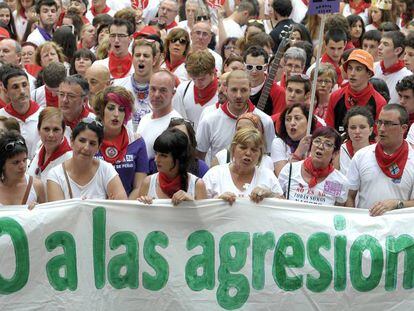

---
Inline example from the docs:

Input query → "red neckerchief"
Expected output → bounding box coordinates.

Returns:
[131,0,149,9]
[0,97,7,109]
[409,113,414,126]
[221,100,255,119]
[165,21,177,30]
[375,141,409,179]
[344,82,374,109]
[24,64,42,78]
[345,41,355,50]
[82,16,90,24]
[90,5,111,16]
[77,41,83,49]
[194,77,218,106]
[158,172,182,198]
[19,8,27,19]
[321,53,343,85]
[351,38,361,49]
[45,87,59,107]
[4,100,39,122]
[314,101,329,119]
[37,138,71,172]
[65,106,90,129]
[100,126,129,164]
[165,58,185,72]
[346,140,355,158]
[303,156,334,188]
[349,0,371,14]
[108,51,132,79]
[380,60,405,75]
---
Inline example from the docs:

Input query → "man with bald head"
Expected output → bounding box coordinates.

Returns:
[136,70,182,160]
[0,39,21,66]
[85,63,111,107]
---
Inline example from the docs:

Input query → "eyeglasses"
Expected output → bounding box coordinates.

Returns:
[170,117,194,128]
[312,138,334,149]
[4,139,25,152]
[375,120,401,128]
[196,15,210,22]
[80,117,103,129]
[171,37,187,45]
[317,79,333,85]
[109,33,129,39]
[246,64,266,71]
[285,63,304,71]
[58,91,85,101]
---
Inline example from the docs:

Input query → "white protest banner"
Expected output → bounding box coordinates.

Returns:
[0,199,414,310]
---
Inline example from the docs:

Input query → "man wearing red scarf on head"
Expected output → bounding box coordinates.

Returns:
[172,50,218,131]
[374,31,412,104]
[326,49,386,134]
[196,70,275,165]
[0,68,41,160]
[58,75,95,139]
[157,0,179,31]
[94,19,134,79]
[346,104,414,216]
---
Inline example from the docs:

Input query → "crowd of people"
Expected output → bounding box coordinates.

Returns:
[0,0,413,217]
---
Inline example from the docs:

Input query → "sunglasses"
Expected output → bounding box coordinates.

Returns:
[246,64,266,71]
[196,15,210,22]
[4,139,26,152]
[80,117,103,129]
[171,37,187,45]
[170,117,195,128]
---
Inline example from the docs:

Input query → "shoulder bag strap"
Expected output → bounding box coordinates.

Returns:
[62,162,73,199]
[21,176,33,205]
[287,161,292,200]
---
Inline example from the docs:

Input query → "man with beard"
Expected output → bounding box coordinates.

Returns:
[0,68,41,160]
[157,0,179,31]
[27,0,58,47]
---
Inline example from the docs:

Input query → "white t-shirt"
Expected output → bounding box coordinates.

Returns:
[342,4,369,25]
[339,143,352,176]
[407,123,414,145]
[148,172,198,198]
[85,8,115,24]
[373,61,412,104]
[196,106,275,165]
[26,28,48,47]
[222,18,245,38]
[279,160,349,206]
[347,143,414,209]
[271,137,292,163]
[214,148,274,171]
[136,109,182,159]
[47,159,118,199]
[172,80,218,131]
[203,163,283,198]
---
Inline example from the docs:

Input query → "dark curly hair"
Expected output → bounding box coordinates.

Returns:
[0,131,27,181]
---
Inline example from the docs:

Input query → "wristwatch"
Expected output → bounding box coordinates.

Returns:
[396,200,404,209]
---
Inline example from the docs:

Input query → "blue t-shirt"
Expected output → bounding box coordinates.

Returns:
[96,137,149,195]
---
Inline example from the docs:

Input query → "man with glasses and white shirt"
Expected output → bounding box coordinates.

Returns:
[346,104,414,215]
[243,45,286,116]
[157,0,179,31]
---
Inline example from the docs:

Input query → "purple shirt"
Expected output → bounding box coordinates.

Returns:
[96,137,148,195]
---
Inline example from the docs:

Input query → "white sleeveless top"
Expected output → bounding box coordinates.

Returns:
[148,173,198,198]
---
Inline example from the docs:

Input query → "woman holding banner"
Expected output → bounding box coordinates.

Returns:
[203,127,283,204]
[278,127,349,206]
[137,128,207,205]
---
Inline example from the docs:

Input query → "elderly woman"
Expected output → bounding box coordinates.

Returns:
[162,27,190,80]
[94,86,149,199]
[47,118,127,200]
[278,127,349,206]
[0,132,45,206]
[311,63,337,120]
[138,128,207,205]
[28,107,72,184]
[203,127,283,204]
[272,103,316,176]
[339,106,374,175]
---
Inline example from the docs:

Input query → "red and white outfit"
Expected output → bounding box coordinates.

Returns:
[196,101,275,165]
[0,101,42,160]
[148,172,198,198]
[278,160,349,206]
[172,79,218,130]
[31,85,59,108]
[347,143,414,209]
[63,107,96,141]
[85,5,115,23]
[203,164,283,198]
[93,54,134,80]
[374,60,412,104]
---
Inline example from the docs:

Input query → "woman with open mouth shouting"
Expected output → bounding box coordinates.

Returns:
[278,127,349,206]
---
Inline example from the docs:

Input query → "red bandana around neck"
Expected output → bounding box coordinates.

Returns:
[165,58,185,72]
[4,100,39,122]
[19,8,27,19]
[24,63,42,78]
[375,141,409,179]
[165,21,178,30]
[45,87,59,107]
[303,156,334,188]
[100,126,129,164]
[158,172,182,198]
[194,77,218,106]
[349,0,371,14]
[221,100,255,119]
[380,60,405,75]
[344,82,374,109]
[37,138,71,172]
[409,113,414,126]
[90,5,111,16]
[346,140,355,158]
[108,51,132,79]
[131,0,149,9]
[65,106,90,129]
[321,53,343,85]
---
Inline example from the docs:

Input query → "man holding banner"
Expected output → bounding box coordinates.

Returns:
[346,104,414,215]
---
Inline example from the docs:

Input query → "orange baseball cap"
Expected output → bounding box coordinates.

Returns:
[343,49,374,74]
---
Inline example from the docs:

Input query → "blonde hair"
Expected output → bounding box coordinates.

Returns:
[230,127,264,165]
[186,49,215,76]
[35,42,65,66]
[37,107,65,131]
[96,37,110,60]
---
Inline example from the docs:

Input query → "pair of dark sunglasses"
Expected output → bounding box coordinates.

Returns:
[171,37,187,45]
